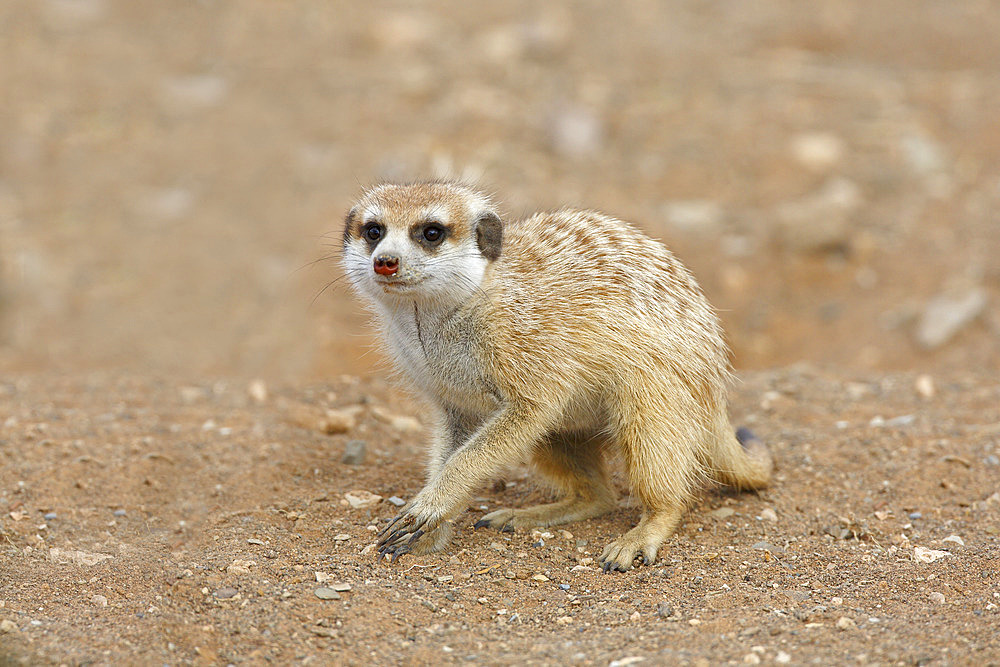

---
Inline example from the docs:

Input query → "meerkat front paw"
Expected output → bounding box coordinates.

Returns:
[376,503,443,562]
[406,522,454,555]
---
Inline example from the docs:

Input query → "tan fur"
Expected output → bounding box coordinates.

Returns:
[341,181,772,571]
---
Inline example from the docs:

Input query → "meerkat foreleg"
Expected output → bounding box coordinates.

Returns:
[426,406,481,479]
[377,402,557,560]
[405,407,482,555]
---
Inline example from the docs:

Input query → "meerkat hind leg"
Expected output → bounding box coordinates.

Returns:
[599,506,684,572]
[476,430,616,532]
[599,400,699,573]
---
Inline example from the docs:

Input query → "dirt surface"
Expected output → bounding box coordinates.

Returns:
[1,0,1000,665]
[1,371,998,665]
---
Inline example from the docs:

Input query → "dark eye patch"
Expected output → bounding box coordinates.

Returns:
[361,221,384,249]
[411,221,450,249]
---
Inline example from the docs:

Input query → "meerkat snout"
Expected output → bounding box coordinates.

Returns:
[373,254,399,276]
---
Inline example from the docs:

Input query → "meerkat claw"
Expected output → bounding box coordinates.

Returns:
[375,512,432,561]
[377,513,408,539]
[473,519,490,530]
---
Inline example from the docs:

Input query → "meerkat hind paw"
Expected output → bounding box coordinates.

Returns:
[599,534,659,573]
[474,508,532,533]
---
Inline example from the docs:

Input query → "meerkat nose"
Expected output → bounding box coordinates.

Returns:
[373,254,400,276]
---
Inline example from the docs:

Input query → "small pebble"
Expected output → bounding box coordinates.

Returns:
[775,651,791,664]
[388,496,406,507]
[752,541,784,554]
[942,535,965,546]
[314,587,341,600]
[214,587,239,600]
[657,603,673,619]
[0,619,16,634]
[343,490,381,509]
[743,654,762,665]
[247,379,268,403]
[915,374,936,399]
[341,440,367,465]
[913,546,951,563]
[247,539,265,546]
[986,455,999,466]
[333,534,351,541]
[909,512,922,520]
[331,583,351,592]
[113,509,127,517]
[43,512,57,521]
[421,599,438,612]
[91,594,108,607]
[322,409,357,434]
[759,508,778,522]
[531,574,550,582]
[836,616,855,630]
[437,575,454,583]
[887,414,915,427]
[559,583,570,591]
[929,592,946,604]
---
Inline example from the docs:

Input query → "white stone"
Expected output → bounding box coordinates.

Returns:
[344,490,382,509]
[913,546,951,563]
[916,287,987,348]
[160,75,229,112]
[791,132,844,171]
[549,107,603,158]
[662,200,723,231]
[915,375,936,399]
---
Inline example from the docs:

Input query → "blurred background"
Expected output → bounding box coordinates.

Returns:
[1,0,998,381]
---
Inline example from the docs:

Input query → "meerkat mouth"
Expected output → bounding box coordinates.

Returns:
[374,277,424,291]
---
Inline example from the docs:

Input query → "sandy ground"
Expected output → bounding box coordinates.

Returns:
[1,371,998,665]
[1,0,999,665]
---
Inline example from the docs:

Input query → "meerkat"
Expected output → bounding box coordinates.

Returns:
[340,180,772,572]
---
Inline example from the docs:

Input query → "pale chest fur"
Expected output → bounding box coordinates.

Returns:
[377,301,500,417]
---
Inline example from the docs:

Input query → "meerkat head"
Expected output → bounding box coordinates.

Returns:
[341,182,502,306]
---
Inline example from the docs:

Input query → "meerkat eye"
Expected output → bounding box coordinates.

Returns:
[422,223,446,244]
[362,223,383,243]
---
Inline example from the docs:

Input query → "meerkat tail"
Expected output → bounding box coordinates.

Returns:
[704,420,773,491]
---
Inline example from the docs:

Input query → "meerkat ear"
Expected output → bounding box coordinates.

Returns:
[342,206,358,245]
[475,211,502,261]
